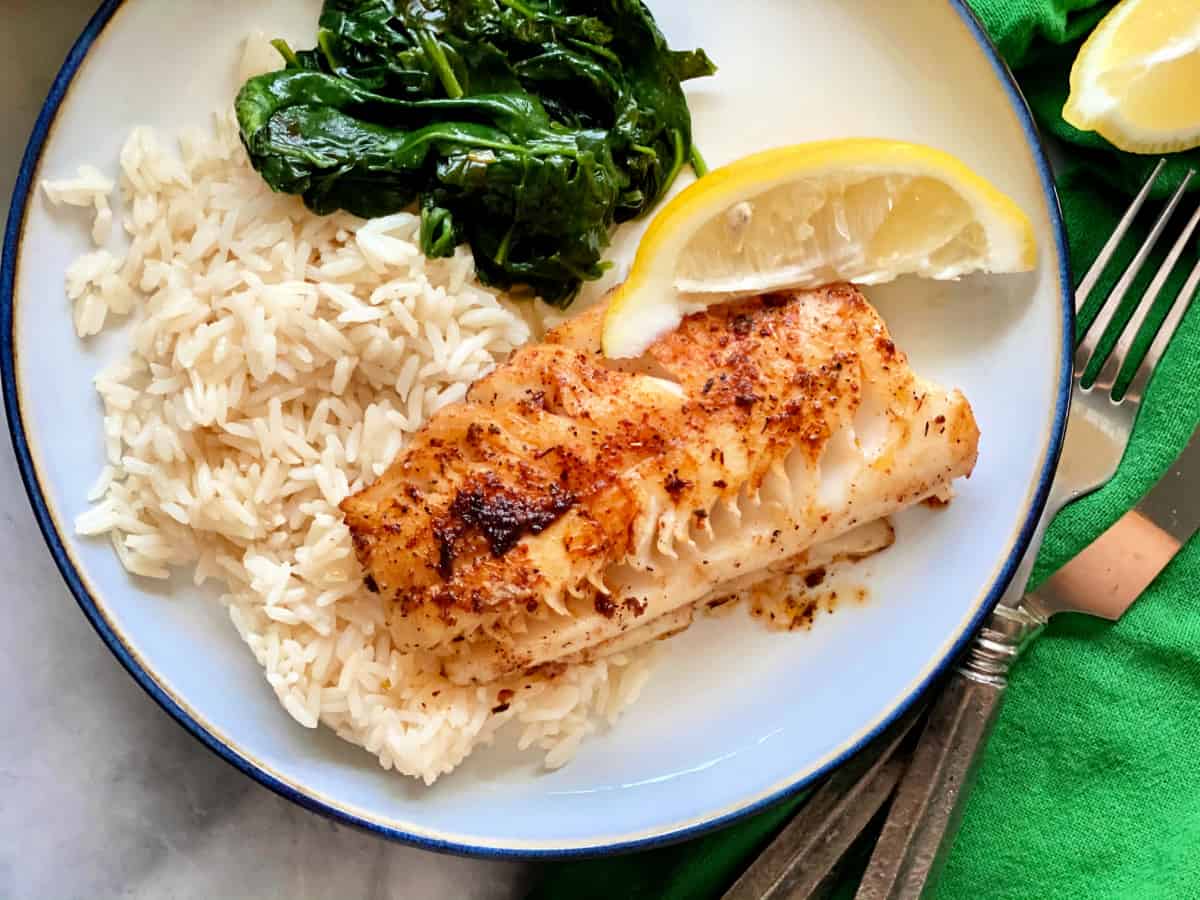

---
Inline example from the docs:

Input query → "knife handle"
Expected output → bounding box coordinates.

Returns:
[854,605,1046,900]
[1040,509,1179,620]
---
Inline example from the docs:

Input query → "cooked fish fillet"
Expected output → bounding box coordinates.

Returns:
[556,518,897,668]
[340,285,979,684]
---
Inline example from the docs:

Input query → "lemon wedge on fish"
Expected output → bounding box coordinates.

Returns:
[1062,0,1200,154]
[601,139,1037,358]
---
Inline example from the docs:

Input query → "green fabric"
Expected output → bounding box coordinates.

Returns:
[528,3,1200,897]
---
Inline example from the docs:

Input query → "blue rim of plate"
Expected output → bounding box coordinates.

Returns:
[1,0,1073,859]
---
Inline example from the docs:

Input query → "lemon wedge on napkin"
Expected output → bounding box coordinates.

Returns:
[1063,0,1200,154]
[602,139,1036,359]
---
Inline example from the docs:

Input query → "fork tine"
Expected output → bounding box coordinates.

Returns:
[1075,169,1194,377]
[1075,159,1166,313]
[1093,193,1200,397]
[1123,250,1200,406]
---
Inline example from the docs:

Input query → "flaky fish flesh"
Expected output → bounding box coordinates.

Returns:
[340,285,979,684]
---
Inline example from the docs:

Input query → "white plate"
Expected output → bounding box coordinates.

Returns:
[2,0,1070,855]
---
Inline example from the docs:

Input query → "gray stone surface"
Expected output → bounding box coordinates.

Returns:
[0,5,531,898]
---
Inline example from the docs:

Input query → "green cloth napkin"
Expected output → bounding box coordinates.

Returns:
[528,3,1200,897]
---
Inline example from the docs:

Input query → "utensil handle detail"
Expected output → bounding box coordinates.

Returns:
[1037,509,1180,620]
[721,704,924,900]
[854,605,1046,900]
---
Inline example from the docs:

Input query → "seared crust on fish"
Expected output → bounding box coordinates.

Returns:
[340,285,979,683]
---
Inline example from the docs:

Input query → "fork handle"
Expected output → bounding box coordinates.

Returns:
[854,605,1046,900]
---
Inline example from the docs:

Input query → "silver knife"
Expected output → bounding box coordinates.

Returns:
[854,420,1200,900]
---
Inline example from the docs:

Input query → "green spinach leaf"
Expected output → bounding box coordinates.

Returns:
[236,0,714,306]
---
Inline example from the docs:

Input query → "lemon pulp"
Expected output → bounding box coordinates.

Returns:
[1063,0,1200,153]
[602,139,1036,359]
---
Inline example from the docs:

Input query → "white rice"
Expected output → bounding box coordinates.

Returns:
[42,164,114,246]
[48,106,650,784]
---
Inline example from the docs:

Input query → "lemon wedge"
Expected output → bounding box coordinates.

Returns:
[1063,0,1200,154]
[602,139,1036,358]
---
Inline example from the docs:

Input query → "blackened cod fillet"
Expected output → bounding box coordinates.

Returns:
[340,285,979,684]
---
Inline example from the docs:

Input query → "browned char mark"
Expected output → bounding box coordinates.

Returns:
[432,473,577,577]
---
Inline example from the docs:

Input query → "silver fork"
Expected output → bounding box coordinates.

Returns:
[724,160,1200,900]
[854,160,1200,900]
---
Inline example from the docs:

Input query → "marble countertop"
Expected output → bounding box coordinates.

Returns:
[1,5,529,898]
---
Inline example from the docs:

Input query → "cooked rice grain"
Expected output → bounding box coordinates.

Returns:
[46,111,652,784]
